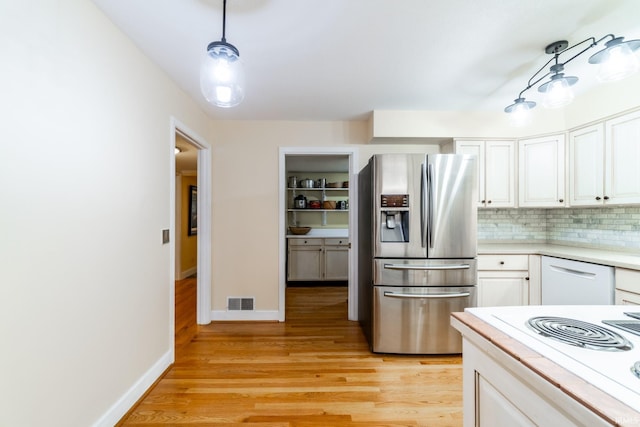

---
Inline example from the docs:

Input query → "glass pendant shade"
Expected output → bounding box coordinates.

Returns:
[591,42,640,82]
[539,74,577,109]
[504,98,535,126]
[200,42,245,108]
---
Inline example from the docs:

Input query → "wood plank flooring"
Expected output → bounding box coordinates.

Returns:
[175,276,197,352]
[118,287,463,426]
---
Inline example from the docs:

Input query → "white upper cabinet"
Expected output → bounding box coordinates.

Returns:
[455,140,516,208]
[569,110,640,206]
[569,124,605,206]
[518,134,566,208]
[605,110,640,204]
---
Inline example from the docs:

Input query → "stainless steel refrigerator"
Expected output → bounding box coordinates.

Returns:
[358,153,478,354]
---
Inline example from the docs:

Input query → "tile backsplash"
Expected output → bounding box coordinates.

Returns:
[478,207,640,251]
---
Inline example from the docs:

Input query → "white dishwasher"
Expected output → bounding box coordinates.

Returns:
[541,256,614,305]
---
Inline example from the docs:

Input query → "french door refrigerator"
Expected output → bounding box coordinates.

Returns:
[358,153,478,354]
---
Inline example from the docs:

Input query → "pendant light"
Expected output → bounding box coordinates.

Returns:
[200,0,245,108]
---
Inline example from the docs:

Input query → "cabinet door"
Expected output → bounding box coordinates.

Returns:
[568,124,604,206]
[518,135,566,208]
[324,245,349,280]
[605,110,640,204]
[287,246,323,281]
[478,271,529,307]
[485,141,516,208]
[455,140,485,207]
[477,375,536,427]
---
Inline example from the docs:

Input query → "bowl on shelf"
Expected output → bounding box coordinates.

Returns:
[323,200,336,209]
[326,182,341,188]
[289,226,311,235]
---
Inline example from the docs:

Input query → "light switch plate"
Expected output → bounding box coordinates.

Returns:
[162,229,170,244]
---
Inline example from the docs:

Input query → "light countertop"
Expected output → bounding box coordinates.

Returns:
[479,242,640,271]
[287,228,349,239]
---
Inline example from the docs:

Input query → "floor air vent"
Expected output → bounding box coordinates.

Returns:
[228,297,255,311]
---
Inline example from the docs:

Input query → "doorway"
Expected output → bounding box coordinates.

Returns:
[278,147,359,322]
[170,118,212,360]
[174,133,199,351]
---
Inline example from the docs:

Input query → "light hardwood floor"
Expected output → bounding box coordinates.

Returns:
[118,286,463,426]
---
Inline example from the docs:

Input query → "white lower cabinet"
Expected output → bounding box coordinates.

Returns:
[287,238,348,281]
[477,254,539,307]
[458,331,612,427]
[615,267,640,305]
[323,239,349,280]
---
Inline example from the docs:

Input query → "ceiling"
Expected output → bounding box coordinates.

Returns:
[91,0,640,122]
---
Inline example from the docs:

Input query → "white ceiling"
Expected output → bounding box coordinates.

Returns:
[91,0,640,121]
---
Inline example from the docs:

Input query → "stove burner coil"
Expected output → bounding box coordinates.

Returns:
[633,361,640,379]
[527,316,633,352]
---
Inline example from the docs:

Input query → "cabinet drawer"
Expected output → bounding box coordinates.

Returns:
[325,238,348,246]
[616,289,640,305]
[616,268,640,294]
[288,238,323,246]
[478,254,529,271]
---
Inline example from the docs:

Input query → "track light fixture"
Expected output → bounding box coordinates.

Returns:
[200,0,245,108]
[505,34,640,120]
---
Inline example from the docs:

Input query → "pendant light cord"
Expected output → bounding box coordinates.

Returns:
[221,0,227,43]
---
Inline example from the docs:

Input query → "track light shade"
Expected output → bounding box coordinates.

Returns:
[539,73,578,109]
[589,37,640,82]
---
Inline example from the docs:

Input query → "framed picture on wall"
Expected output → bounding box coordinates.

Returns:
[188,185,197,236]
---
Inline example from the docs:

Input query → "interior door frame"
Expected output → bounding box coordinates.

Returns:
[170,117,212,338]
[278,147,359,321]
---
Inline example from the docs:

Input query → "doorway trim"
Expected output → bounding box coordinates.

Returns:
[278,147,359,321]
[170,117,212,336]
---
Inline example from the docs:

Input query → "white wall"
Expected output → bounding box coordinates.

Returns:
[0,0,209,425]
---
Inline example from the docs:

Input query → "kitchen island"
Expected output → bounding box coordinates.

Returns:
[452,306,640,426]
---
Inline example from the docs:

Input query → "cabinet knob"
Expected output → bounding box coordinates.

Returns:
[559,199,564,203]
[595,196,601,201]
[481,200,486,203]
[499,261,505,265]
[487,200,492,204]
[604,196,610,200]
[525,277,530,281]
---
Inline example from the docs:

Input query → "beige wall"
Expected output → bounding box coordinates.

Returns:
[0,0,210,425]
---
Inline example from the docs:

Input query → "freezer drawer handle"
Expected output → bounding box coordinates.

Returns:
[384,291,471,299]
[549,265,596,278]
[383,263,470,270]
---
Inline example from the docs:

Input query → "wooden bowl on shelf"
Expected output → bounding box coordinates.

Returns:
[289,226,311,235]
[323,201,336,209]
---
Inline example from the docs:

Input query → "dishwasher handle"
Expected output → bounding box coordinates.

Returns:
[384,263,470,271]
[549,264,597,278]
[384,291,471,299]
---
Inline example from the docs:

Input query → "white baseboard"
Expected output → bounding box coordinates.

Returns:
[93,350,172,427]
[179,266,197,280]
[211,310,281,321]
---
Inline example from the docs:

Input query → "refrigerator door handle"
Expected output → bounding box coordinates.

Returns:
[383,263,471,270]
[427,162,434,250]
[383,291,471,299]
[421,162,426,248]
